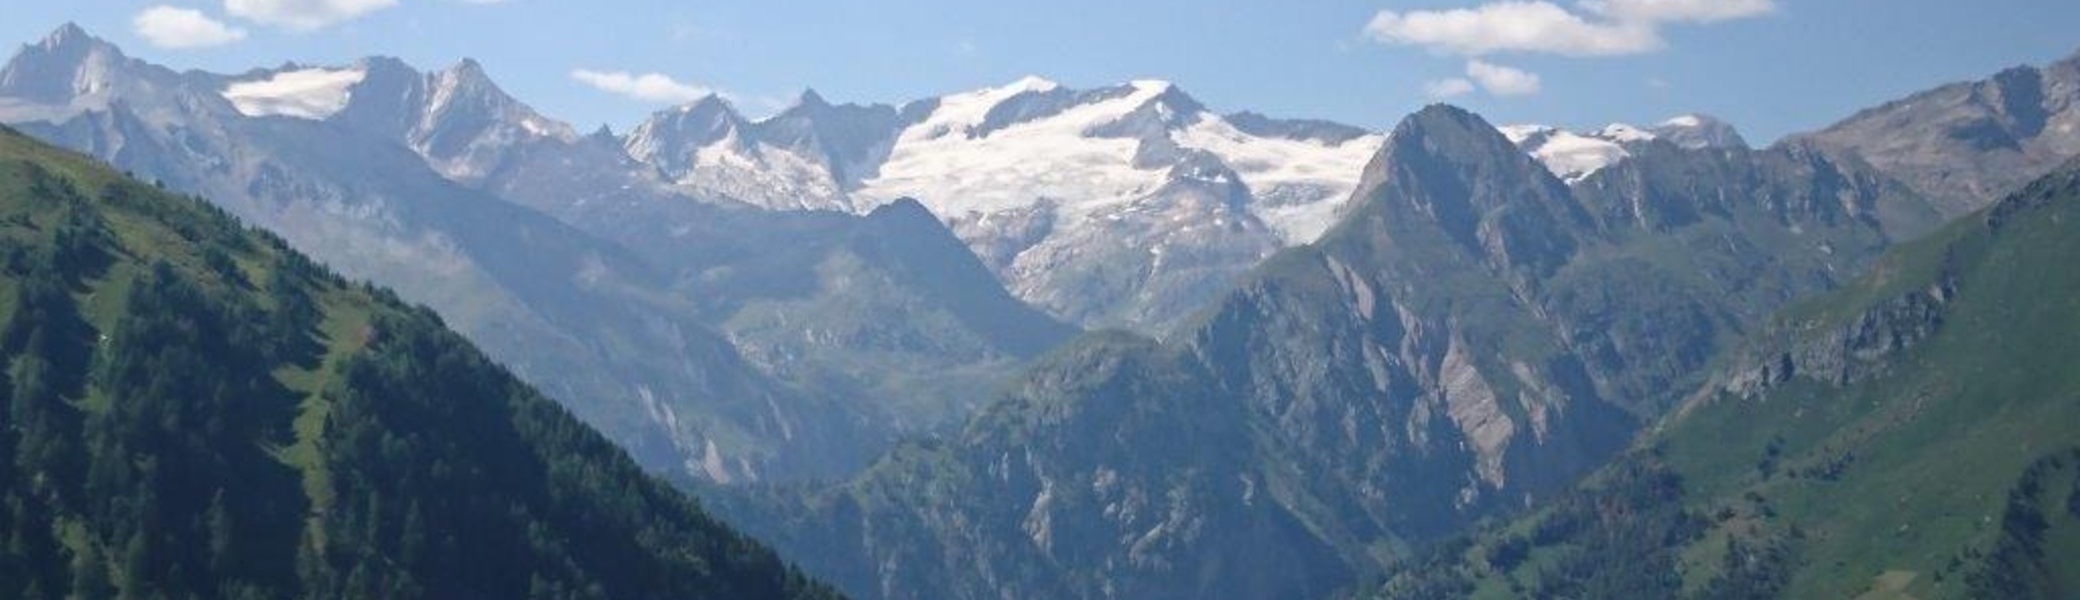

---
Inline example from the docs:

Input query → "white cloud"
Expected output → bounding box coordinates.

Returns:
[1424,77,1476,99]
[1365,1,1659,57]
[1363,0,1773,57]
[133,6,248,49]
[224,0,399,31]
[572,69,714,104]
[1586,0,1776,24]
[1466,60,1543,96]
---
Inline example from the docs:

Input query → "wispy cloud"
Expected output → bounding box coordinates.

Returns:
[133,6,248,49]
[224,0,399,31]
[1366,0,1773,98]
[572,69,715,104]
[1366,0,1773,57]
[1465,60,1542,96]
[1586,0,1776,24]
[1424,77,1476,99]
[1367,2,1658,57]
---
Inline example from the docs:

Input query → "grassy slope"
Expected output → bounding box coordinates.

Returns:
[1373,165,2080,600]
[0,124,839,600]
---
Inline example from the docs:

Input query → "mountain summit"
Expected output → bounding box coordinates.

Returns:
[620,76,1386,331]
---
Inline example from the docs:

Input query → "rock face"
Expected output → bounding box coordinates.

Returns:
[709,105,1937,600]
[0,26,1073,485]
[1714,282,1954,400]
[624,77,1386,332]
[1802,49,2080,215]
[1371,160,2080,600]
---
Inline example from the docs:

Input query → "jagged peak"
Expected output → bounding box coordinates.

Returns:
[12,22,123,65]
[1129,79,1175,94]
[424,57,514,111]
[795,87,830,110]
[413,57,575,141]
[672,92,737,114]
[660,94,747,133]
[39,22,99,52]
[867,196,934,221]
[1391,104,1496,143]
[1,24,159,106]
[626,93,749,162]
[1378,105,1569,183]
[1138,80,1205,114]
[435,57,498,91]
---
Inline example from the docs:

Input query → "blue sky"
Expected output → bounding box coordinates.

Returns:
[4,0,2077,143]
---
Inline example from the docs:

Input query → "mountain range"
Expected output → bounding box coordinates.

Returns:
[0,24,1076,485]
[699,47,2080,600]
[620,75,1385,332]
[2,20,2077,600]
[705,94,1951,600]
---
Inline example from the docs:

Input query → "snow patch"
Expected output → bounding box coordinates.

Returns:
[1175,113,1384,243]
[1501,122,1657,183]
[223,67,366,120]
[1661,114,1705,128]
[858,76,1173,222]
[1597,123,1657,143]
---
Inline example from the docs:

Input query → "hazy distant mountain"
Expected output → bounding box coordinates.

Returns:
[626,76,1386,332]
[308,51,1077,442]
[1803,49,2080,215]
[0,25,1072,485]
[711,104,1938,600]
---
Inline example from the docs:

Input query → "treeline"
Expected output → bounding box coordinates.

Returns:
[1967,449,2080,599]
[1370,454,1795,600]
[0,140,841,600]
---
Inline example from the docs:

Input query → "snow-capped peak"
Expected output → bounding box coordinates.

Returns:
[904,75,1070,141]
[1498,124,1558,146]
[674,93,734,113]
[792,88,831,110]
[627,95,749,170]
[1130,79,1174,94]
[1502,116,1741,183]
[1597,123,1657,143]
[1650,113,1748,150]
[421,58,575,140]
[1006,75,1061,94]
[1501,123,1649,183]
